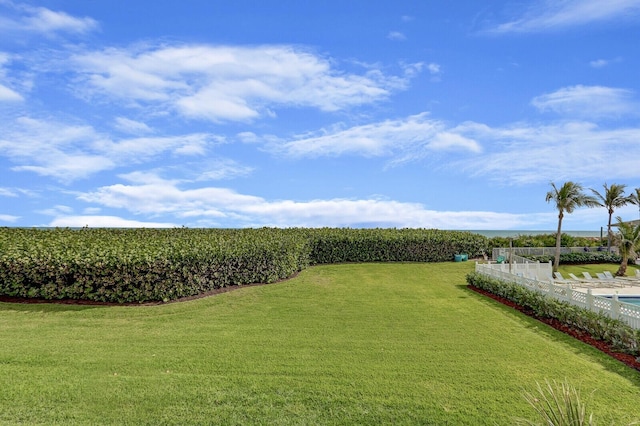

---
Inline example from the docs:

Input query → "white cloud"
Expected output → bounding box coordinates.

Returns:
[0,187,18,197]
[387,31,406,41]
[590,59,609,68]
[454,120,640,184]
[272,113,481,161]
[0,2,98,36]
[69,44,418,122]
[196,158,254,181]
[23,7,98,34]
[49,215,176,228]
[114,117,153,134]
[531,85,638,118]
[76,174,542,229]
[0,52,24,101]
[0,84,22,101]
[489,0,640,33]
[0,214,19,223]
[427,63,441,75]
[590,57,622,68]
[0,116,218,181]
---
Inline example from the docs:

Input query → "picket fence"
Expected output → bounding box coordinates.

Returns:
[475,261,640,330]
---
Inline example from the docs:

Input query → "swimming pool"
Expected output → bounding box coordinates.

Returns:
[604,296,640,306]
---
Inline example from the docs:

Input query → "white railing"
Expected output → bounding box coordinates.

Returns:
[475,262,640,329]
[477,258,553,281]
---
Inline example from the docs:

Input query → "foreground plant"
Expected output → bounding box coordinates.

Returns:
[515,379,594,426]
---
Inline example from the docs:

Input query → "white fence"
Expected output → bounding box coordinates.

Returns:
[475,262,640,329]
[479,258,553,281]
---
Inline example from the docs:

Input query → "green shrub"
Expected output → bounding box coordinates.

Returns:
[0,227,488,303]
[0,227,311,303]
[523,252,622,265]
[308,228,487,264]
[466,272,640,355]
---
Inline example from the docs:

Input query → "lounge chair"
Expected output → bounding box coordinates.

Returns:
[551,272,575,287]
[567,273,597,287]
[595,272,626,287]
[603,270,640,285]
[581,271,618,288]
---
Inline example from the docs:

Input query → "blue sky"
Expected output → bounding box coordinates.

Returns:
[1,0,640,230]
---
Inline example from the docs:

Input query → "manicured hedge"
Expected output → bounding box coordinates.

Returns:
[466,272,640,355]
[307,228,487,264]
[0,227,488,303]
[0,228,311,303]
[523,252,622,265]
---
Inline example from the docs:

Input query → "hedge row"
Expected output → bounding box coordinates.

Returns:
[307,228,487,264]
[0,227,488,303]
[466,272,640,355]
[523,252,622,265]
[0,228,311,303]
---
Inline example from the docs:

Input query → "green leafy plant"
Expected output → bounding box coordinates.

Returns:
[466,272,640,355]
[0,227,489,303]
[515,379,594,426]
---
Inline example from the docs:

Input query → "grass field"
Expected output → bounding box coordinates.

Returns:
[1,262,640,425]
[559,262,640,277]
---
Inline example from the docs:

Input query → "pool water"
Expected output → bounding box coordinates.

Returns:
[604,296,640,306]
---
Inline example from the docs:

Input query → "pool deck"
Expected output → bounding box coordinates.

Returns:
[573,282,640,296]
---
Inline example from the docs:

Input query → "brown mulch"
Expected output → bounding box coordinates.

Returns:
[468,285,640,372]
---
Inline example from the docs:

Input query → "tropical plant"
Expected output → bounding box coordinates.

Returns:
[515,379,594,426]
[613,216,640,277]
[630,187,640,220]
[545,182,599,272]
[590,183,634,251]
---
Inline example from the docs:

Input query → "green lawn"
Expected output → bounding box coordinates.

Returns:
[1,262,639,425]
[558,262,640,277]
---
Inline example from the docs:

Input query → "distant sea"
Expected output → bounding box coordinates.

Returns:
[465,230,602,238]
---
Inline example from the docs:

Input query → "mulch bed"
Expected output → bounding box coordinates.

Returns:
[468,285,640,372]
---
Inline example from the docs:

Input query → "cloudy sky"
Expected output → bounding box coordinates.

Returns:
[1,0,639,230]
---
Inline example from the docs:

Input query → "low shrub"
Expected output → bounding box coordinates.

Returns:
[466,272,640,355]
[523,251,622,265]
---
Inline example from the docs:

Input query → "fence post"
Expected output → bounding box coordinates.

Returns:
[612,294,620,320]
[586,289,593,311]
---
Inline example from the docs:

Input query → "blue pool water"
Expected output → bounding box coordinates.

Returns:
[604,296,640,306]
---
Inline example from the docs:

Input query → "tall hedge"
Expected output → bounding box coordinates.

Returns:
[0,227,488,303]
[308,228,487,264]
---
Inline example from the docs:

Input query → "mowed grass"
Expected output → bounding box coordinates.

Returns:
[1,263,639,425]
[558,262,640,277]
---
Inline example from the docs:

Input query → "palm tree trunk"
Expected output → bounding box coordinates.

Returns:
[554,212,563,272]
[616,256,628,276]
[607,211,613,251]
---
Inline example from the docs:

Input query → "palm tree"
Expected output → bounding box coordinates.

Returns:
[546,182,599,272]
[590,183,634,251]
[630,187,640,220]
[613,216,640,276]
